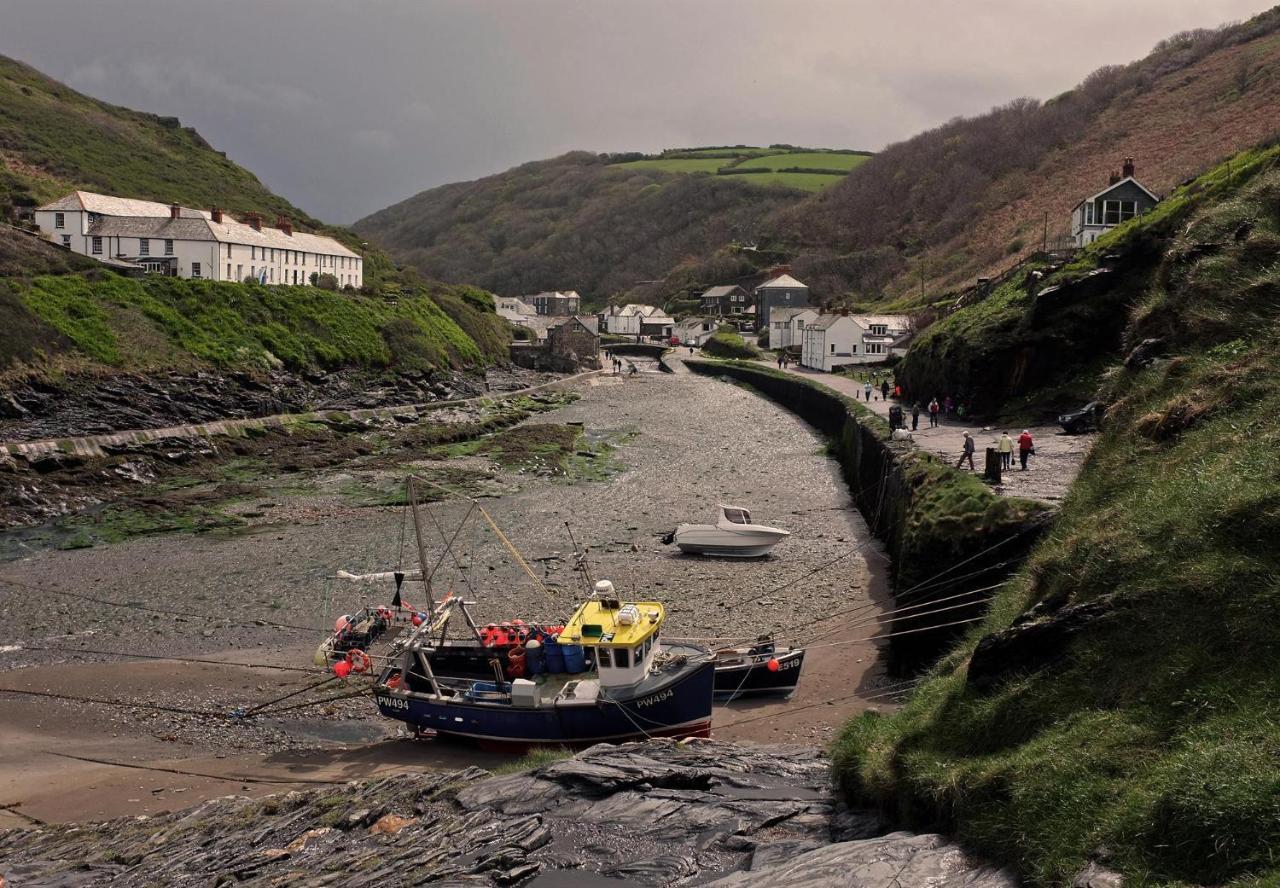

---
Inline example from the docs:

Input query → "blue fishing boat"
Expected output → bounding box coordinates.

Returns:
[372,581,715,749]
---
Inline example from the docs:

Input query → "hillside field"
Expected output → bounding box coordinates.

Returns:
[612,146,870,192]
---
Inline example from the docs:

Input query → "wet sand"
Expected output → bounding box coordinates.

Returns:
[0,365,897,824]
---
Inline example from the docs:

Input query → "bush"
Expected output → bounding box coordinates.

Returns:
[701,326,758,359]
[314,273,339,291]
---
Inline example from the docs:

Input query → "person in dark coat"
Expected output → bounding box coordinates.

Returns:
[880,380,890,401]
[957,431,976,470]
[911,402,921,431]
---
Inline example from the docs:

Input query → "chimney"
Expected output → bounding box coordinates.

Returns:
[169,203,181,220]
[276,216,293,236]
[1108,170,1121,186]
[210,206,223,224]
[246,212,262,231]
[1122,156,1135,179]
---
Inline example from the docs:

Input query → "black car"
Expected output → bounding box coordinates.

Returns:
[1058,401,1102,434]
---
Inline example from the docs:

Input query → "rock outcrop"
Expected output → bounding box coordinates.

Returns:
[0,740,1016,887]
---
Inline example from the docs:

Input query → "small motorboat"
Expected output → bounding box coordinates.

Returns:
[371,581,715,750]
[712,636,806,701]
[664,505,790,558]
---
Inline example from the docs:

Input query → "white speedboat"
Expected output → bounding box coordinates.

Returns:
[664,505,790,558]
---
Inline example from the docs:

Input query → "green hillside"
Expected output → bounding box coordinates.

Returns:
[0,55,312,225]
[1,274,509,376]
[0,55,509,379]
[612,146,871,192]
[834,141,1280,885]
[354,151,808,303]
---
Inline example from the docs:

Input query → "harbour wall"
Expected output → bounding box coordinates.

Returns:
[687,360,1051,672]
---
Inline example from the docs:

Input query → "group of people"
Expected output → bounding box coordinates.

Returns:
[956,429,1035,472]
[775,351,792,369]
[608,355,637,376]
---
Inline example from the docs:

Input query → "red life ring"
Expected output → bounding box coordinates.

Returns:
[346,649,373,674]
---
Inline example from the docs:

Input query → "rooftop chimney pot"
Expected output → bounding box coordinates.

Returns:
[210,206,223,224]
[1122,157,1135,179]
[276,216,293,236]
[1109,170,1121,186]
[247,212,262,231]
[169,203,181,220]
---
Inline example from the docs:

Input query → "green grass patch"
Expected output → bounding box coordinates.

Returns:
[834,144,1280,885]
[701,327,759,360]
[736,151,871,173]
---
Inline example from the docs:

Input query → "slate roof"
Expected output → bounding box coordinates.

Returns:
[755,273,808,291]
[701,285,745,300]
[770,307,818,324]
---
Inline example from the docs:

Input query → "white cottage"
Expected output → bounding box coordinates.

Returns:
[801,313,913,371]
[672,317,718,346]
[601,303,673,337]
[769,307,819,350]
[34,191,362,287]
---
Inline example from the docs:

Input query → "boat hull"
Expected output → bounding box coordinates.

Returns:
[374,659,715,750]
[418,641,804,699]
[713,647,806,700]
[672,524,789,558]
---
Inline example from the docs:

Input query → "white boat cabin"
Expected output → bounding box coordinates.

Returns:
[558,581,664,688]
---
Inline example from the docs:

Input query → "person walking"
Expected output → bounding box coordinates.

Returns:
[928,398,940,427]
[864,381,873,402]
[943,395,954,417]
[1018,429,1034,470]
[956,431,976,471]
[998,431,1013,469]
[777,351,784,369]
[880,380,890,401]
[911,402,921,431]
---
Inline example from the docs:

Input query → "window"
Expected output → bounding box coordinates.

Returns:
[615,647,630,669]
[250,246,256,260]
[226,243,232,258]
[250,266,256,279]
[830,343,835,354]
[270,249,275,261]
[139,238,150,256]
[1085,203,1095,225]
[164,239,174,255]
[61,235,70,247]
[597,648,612,669]
[54,212,65,229]
[870,324,887,335]
[91,236,103,255]
[191,262,202,279]
[237,264,243,280]
[723,508,750,525]
[867,343,885,355]
[270,267,275,282]
[1103,199,1137,226]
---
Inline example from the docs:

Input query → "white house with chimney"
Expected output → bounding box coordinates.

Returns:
[34,191,362,287]
[801,313,913,371]
[1070,158,1160,247]
[769,306,819,350]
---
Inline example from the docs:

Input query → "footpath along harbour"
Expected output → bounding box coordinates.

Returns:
[0,363,899,828]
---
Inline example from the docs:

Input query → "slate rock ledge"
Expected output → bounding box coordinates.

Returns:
[0,740,1018,887]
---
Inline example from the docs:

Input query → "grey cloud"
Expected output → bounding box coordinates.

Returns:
[2,0,1274,223]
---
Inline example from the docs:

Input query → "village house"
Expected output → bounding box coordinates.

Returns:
[510,315,600,371]
[34,191,362,287]
[528,291,582,316]
[601,303,674,338]
[1071,158,1160,247]
[672,316,718,346]
[753,273,810,328]
[800,312,913,371]
[769,306,819,351]
[699,284,751,317]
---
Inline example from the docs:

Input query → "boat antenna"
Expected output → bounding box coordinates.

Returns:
[406,477,438,619]
[564,520,595,593]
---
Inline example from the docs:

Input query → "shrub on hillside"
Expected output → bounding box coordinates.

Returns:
[314,273,339,291]
[702,326,757,359]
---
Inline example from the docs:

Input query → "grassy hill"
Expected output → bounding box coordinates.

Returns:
[353,151,809,304]
[613,146,871,192]
[0,55,509,380]
[833,139,1280,885]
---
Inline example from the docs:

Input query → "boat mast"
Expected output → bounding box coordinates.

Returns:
[406,477,438,619]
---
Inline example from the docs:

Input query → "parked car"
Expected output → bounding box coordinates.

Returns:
[1058,401,1102,434]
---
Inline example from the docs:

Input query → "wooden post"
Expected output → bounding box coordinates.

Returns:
[984,447,1002,484]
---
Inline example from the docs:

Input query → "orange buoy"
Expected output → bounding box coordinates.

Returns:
[332,659,352,678]
[766,658,781,672]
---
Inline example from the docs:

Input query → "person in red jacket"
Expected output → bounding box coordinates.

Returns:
[1018,429,1034,470]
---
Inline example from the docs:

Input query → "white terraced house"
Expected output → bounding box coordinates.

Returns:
[34,191,363,288]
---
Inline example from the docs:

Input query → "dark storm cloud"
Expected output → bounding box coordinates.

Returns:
[2,0,1272,222]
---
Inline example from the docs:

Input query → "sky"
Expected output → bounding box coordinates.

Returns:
[2,0,1274,223]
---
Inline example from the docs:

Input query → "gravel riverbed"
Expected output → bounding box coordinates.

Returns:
[0,365,890,824]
